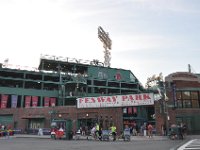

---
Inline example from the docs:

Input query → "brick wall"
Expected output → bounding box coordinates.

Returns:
[0,106,123,134]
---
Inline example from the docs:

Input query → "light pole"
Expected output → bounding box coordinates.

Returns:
[57,64,65,106]
[49,104,55,122]
[158,80,169,135]
[98,26,112,67]
[146,73,169,135]
[86,113,89,128]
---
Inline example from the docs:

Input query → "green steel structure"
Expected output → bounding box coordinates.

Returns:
[0,54,154,134]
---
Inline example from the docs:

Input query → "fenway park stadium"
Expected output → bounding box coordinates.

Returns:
[0,54,155,135]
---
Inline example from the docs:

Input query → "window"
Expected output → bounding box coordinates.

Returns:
[182,91,190,100]
[176,92,182,100]
[192,100,199,108]
[191,92,198,99]
[183,100,191,108]
[191,92,199,108]
[177,100,183,108]
[182,91,192,108]
[175,91,199,109]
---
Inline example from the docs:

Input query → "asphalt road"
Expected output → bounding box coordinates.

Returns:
[177,139,200,150]
[0,137,186,150]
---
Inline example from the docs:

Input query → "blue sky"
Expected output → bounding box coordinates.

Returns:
[0,0,200,85]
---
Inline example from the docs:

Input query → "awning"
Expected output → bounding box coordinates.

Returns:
[21,115,45,119]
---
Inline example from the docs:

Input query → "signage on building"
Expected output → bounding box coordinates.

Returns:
[77,93,154,108]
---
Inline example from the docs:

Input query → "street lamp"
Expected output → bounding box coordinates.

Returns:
[86,113,89,127]
[85,113,89,136]
[59,114,62,118]
[49,104,55,122]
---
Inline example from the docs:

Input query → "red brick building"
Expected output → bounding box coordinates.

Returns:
[155,72,200,135]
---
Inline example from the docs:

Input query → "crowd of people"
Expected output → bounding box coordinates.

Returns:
[1,121,187,141]
[48,120,188,141]
[78,123,117,141]
[0,124,14,137]
[169,123,187,140]
[76,122,157,141]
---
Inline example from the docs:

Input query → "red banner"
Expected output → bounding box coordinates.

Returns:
[128,107,133,114]
[133,107,137,113]
[25,96,31,108]
[50,97,56,107]
[1,94,8,108]
[44,97,50,107]
[32,96,38,107]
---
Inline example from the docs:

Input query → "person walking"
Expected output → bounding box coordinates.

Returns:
[38,128,43,136]
[81,126,86,136]
[110,124,117,141]
[142,123,147,136]
[95,123,100,140]
[147,123,153,138]
[123,125,131,141]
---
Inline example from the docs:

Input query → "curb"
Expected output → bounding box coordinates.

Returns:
[3,134,169,141]
[14,135,51,139]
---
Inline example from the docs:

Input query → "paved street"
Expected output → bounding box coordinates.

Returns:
[1,134,198,150]
[177,139,200,150]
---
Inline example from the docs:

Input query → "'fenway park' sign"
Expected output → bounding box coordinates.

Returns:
[77,93,154,108]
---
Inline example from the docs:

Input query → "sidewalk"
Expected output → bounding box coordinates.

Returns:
[6,134,199,141]
[10,134,169,141]
[131,135,168,141]
[1,134,199,142]
[14,134,51,139]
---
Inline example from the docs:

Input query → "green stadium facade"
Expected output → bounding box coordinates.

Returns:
[0,54,155,135]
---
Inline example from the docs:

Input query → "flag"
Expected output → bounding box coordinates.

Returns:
[32,96,38,107]
[172,83,177,107]
[133,107,137,114]
[128,107,132,114]
[50,97,56,107]
[25,96,31,108]
[1,94,8,108]
[11,95,18,108]
[44,97,50,107]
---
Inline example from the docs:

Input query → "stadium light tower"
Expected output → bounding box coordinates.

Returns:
[98,26,112,67]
